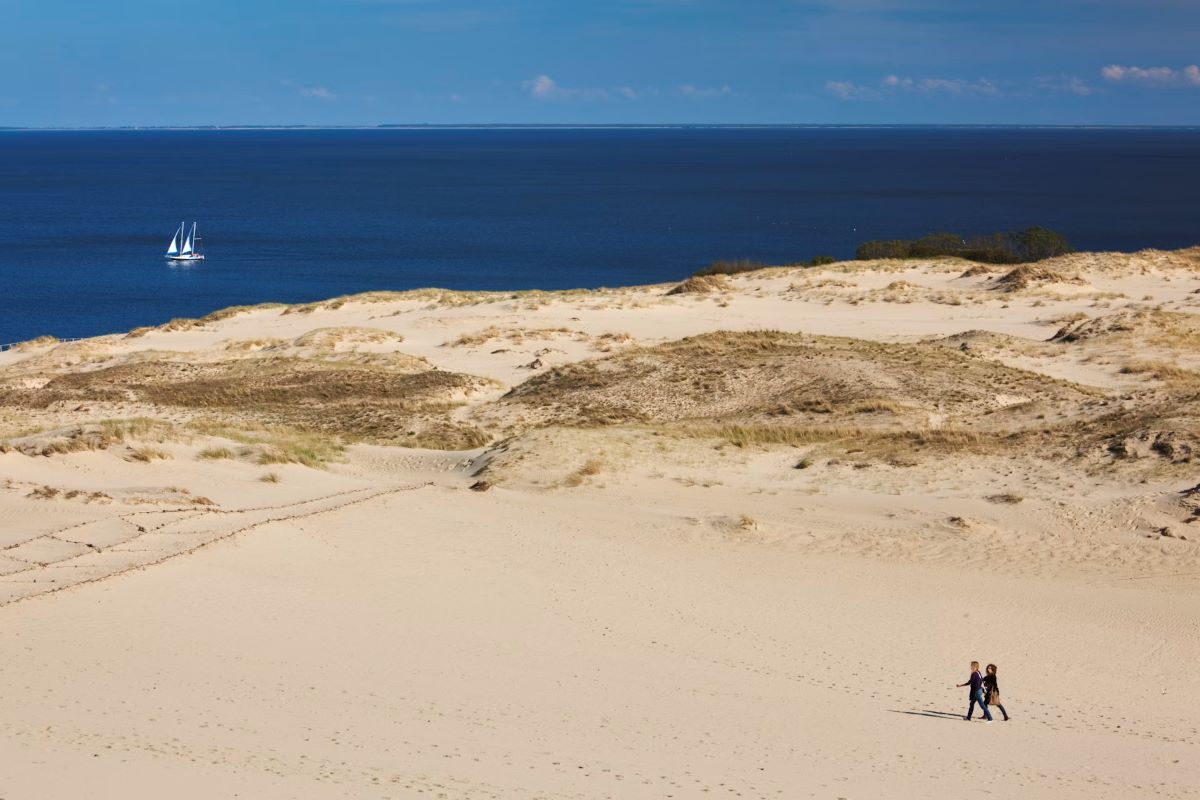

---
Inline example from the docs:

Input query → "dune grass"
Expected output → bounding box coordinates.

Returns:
[1120,360,1200,385]
[678,423,997,455]
[125,445,172,463]
[564,457,605,487]
[187,420,345,469]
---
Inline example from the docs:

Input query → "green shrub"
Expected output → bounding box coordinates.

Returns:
[694,259,770,277]
[856,239,914,260]
[856,227,1072,265]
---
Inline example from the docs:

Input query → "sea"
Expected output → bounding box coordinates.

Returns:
[2,126,1199,344]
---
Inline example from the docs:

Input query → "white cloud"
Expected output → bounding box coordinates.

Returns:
[828,74,997,100]
[524,74,560,99]
[881,74,912,90]
[885,75,998,95]
[1102,64,1200,86]
[522,75,654,101]
[825,80,878,100]
[1035,74,1098,96]
[298,85,336,100]
[678,84,733,99]
[281,78,334,100]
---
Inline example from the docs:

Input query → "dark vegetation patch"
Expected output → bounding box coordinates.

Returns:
[0,358,493,450]
[499,330,1100,435]
[857,227,1072,264]
[693,255,835,278]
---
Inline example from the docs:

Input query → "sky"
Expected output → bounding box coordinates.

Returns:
[2,0,1198,126]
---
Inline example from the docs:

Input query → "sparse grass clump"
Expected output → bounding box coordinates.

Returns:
[197,446,235,460]
[99,418,177,443]
[12,335,60,351]
[259,472,281,483]
[667,275,729,295]
[1120,361,1200,385]
[402,424,492,451]
[224,337,286,352]
[986,493,1024,504]
[125,445,172,463]
[187,420,345,469]
[681,423,996,455]
[564,457,605,487]
[691,424,856,449]
[845,399,906,415]
[1,418,181,457]
[693,259,770,277]
[255,444,332,469]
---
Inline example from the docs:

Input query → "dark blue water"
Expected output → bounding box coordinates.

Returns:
[2,127,1198,343]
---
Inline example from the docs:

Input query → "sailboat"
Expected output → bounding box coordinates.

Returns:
[166,221,205,262]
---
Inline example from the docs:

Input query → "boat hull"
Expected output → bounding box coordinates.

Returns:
[166,254,205,261]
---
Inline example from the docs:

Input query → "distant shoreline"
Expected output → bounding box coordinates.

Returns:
[4,123,1200,132]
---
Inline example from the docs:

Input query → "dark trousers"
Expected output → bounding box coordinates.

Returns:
[967,689,993,721]
[988,701,1009,720]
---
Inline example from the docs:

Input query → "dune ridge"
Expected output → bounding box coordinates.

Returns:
[1,249,1199,798]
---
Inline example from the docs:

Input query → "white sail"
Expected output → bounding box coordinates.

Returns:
[166,223,182,255]
[181,223,194,255]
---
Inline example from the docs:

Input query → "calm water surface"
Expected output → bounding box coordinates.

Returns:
[1,127,1198,342]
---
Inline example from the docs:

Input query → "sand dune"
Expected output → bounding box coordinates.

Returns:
[1,249,1199,798]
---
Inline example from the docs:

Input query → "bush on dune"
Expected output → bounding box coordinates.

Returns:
[856,227,1073,264]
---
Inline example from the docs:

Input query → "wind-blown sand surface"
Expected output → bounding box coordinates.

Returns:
[2,249,1199,798]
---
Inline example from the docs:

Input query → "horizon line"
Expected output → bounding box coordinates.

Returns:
[3,123,1200,132]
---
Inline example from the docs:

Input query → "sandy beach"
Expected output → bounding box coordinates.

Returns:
[2,249,1199,798]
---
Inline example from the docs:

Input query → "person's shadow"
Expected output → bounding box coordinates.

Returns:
[889,709,966,721]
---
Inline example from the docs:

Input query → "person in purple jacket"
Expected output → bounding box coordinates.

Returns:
[956,661,993,722]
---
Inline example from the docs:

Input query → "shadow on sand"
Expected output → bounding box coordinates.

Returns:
[889,709,969,721]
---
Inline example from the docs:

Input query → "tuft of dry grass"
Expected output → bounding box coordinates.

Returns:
[401,424,492,451]
[844,399,907,415]
[1120,360,1200,385]
[12,335,60,351]
[197,446,235,460]
[125,445,172,463]
[224,337,286,352]
[100,418,177,443]
[187,421,345,469]
[1,418,181,457]
[993,265,1085,292]
[259,472,281,483]
[564,457,605,487]
[27,484,60,499]
[447,326,574,348]
[667,274,729,296]
[985,493,1024,504]
[680,423,998,455]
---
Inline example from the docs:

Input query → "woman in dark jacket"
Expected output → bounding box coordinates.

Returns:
[983,663,1010,721]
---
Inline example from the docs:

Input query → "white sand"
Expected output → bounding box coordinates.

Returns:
[1,250,1198,798]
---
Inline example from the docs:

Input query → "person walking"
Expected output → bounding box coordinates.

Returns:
[957,661,992,722]
[983,663,1010,721]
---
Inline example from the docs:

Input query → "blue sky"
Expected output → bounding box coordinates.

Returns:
[2,0,1198,126]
